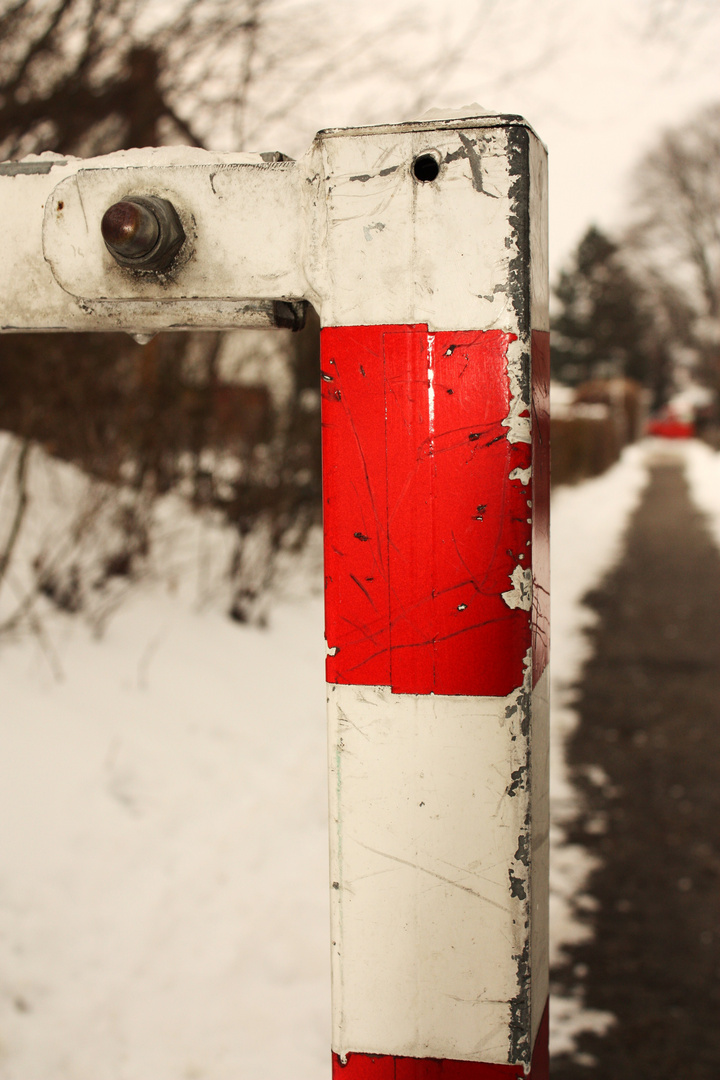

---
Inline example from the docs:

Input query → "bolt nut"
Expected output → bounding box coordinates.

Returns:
[101,195,185,271]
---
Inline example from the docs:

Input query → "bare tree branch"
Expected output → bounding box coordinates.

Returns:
[631,103,720,321]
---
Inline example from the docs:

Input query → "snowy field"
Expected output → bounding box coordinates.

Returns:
[2,437,720,1077]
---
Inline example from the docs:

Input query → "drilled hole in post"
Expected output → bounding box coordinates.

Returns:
[413,154,440,182]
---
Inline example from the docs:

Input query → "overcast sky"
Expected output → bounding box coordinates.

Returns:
[296,0,720,281]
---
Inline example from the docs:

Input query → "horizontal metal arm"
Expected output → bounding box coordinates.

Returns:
[0,115,547,335]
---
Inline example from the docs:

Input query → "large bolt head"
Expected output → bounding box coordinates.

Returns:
[100,195,185,271]
[101,200,160,258]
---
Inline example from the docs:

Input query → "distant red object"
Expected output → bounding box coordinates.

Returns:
[647,416,695,439]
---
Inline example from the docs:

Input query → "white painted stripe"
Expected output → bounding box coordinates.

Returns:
[327,669,548,1066]
[317,127,517,331]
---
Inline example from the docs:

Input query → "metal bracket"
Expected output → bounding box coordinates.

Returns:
[0,116,546,336]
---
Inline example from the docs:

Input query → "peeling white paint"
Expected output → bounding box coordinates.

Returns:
[509,466,531,485]
[502,335,532,445]
[502,564,533,610]
[505,644,532,708]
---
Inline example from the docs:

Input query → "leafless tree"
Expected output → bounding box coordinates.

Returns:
[0,0,203,158]
[631,102,720,319]
[0,0,572,631]
[627,102,720,403]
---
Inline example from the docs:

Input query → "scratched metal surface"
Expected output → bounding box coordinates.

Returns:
[321,325,532,697]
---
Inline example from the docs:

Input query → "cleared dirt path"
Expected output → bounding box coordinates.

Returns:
[551,456,720,1080]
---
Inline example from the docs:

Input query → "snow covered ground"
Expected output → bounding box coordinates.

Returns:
[549,436,720,1059]
[678,438,720,550]
[548,444,650,1057]
[1,436,720,1077]
[0,590,329,1080]
[0,436,330,1080]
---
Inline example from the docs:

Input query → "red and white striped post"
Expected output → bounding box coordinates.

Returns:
[318,116,549,1077]
[0,111,549,1077]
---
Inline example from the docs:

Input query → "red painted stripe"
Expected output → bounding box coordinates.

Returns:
[322,324,533,697]
[531,330,550,687]
[331,1001,549,1078]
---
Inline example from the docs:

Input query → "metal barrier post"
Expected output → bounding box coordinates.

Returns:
[0,113,549,1077]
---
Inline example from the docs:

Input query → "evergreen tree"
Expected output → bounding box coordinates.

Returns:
[552,226,651,386]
